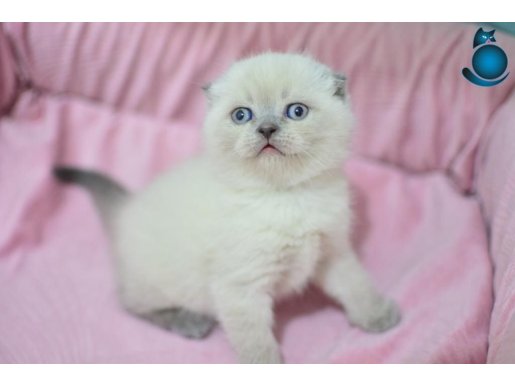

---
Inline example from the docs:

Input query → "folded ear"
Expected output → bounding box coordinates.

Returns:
[202,83,211,95]
[202,83,215,104]
[333,73,347,100]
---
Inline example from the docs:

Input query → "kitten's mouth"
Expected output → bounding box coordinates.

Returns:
[258,143,285,156]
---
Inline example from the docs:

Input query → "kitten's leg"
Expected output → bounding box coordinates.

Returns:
[118,279,216,339]
[213,283,281,364]
[139,308,217,339]
[315,235,401,333]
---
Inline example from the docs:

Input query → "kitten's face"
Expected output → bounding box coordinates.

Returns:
[203,53,353,187]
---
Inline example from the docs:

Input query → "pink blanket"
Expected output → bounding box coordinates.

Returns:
[1,23,514,363]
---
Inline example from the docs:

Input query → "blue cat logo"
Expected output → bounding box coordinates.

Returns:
[462,28,509,87]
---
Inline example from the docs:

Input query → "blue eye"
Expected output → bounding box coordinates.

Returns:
[231,107,253,124]
[286,103,309,120]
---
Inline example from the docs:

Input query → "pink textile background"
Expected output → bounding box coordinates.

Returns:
[0,28,17,114]
[0,22,514,363]
[476,93,515,363]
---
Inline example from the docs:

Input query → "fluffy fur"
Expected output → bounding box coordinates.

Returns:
[56,52,401,364]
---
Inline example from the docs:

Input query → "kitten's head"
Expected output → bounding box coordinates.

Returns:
[473,28,496,48]
[203,52,353,188]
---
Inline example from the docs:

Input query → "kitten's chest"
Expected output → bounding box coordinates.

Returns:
[238,191,344,297]
[245,188,345,236]
[272,232,322,297]
[218,182,348,296]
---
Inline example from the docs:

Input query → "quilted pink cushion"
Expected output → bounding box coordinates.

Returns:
[0,26,17,114]
[476,93,515,363]
[0,22,514,363]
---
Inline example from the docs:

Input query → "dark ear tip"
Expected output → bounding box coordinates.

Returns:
[333,72,347,99]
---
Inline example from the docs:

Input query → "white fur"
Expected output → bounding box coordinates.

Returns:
[111,53,400,363]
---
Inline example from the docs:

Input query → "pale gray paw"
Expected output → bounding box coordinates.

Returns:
[141,308,217,339]
[347,297,401,333]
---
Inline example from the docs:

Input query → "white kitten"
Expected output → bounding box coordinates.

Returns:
[55,52,401,364]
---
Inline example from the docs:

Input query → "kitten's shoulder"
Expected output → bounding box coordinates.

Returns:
[127,155,218,209]
[152,156,213,187]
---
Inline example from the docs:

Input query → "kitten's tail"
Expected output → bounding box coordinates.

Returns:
[54,166,130,228]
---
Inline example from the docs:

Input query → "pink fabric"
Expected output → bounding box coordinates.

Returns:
[0,22,514,363]
[0,25,17,114]
[476,94,515,363]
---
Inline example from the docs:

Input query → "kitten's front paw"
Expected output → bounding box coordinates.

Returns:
[240,347,282,364]
[347,297,401,333]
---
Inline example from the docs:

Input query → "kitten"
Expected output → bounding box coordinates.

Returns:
[55,52,401,364]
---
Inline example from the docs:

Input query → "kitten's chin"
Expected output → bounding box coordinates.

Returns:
[225,155,330,189]
[208,143,341,189]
